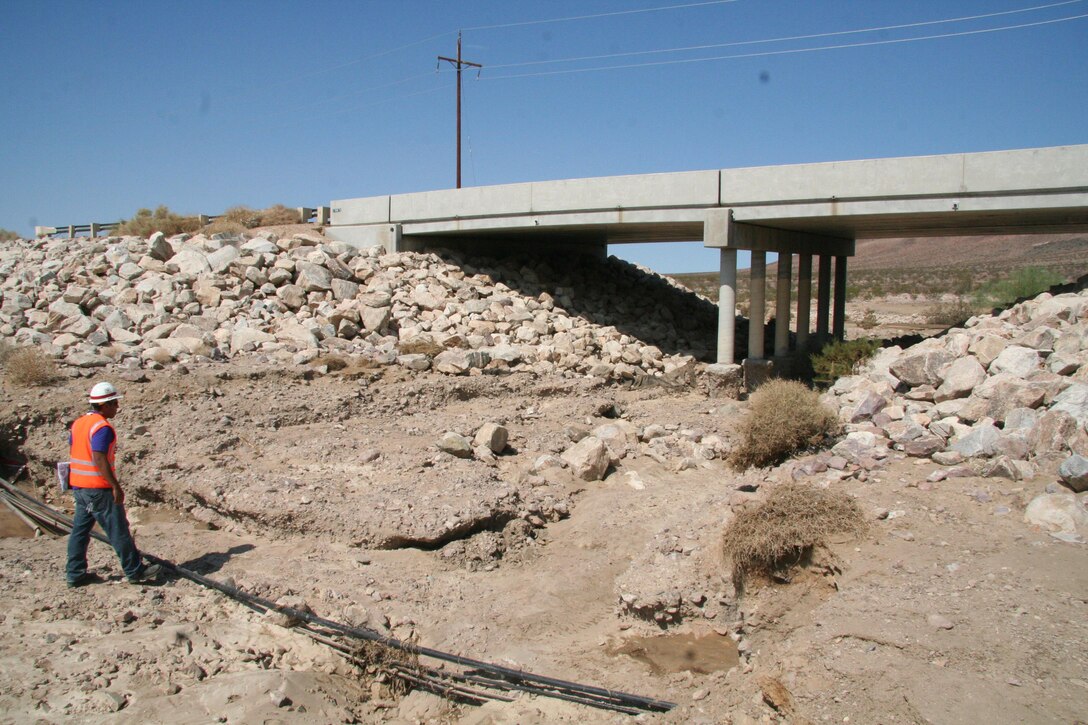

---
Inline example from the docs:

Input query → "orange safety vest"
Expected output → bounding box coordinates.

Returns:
[69,413,116,489]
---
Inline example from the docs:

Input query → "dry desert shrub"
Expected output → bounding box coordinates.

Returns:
[115,205,202,237]
[924,296,978,327]
[4,347,60,387]
[257,203,304,226]
[210,204,301,233]
[730,380,839,469]
[722,482,866,583]
[202,218,249,236]
[316,354,349,371]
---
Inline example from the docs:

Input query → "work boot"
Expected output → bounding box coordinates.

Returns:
[67,572,105,588]
[127,563,162,584]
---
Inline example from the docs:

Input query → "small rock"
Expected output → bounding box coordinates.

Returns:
[1058,454,1088,493]
[473,423,509,454]
[437,432,473,459]
[927,614,954,630]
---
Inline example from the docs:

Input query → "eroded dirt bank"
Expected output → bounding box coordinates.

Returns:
[1,362,1085,724]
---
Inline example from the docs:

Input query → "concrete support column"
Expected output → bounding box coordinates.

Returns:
[89,223,101,237]
[816,254,832,341]
[717,249,738,364]
[774,252,792,357]
[748,251,767,360]
[833,255,848,341]
[796,254,812,350]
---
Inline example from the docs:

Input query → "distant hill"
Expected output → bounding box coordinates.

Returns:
[848,233,1088,271]
[667,233,1088,302]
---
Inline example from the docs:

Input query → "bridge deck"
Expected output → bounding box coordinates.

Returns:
[326,144,1088,371]
[329,144,1088,248]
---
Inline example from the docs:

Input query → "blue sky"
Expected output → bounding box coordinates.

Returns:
[2,0,1086,272]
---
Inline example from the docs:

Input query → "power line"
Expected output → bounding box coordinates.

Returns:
[479,11,1088,81]
[483,0,1085,71]
[241,0,740,96]
[275,72,437,117]
[463,0,739,31]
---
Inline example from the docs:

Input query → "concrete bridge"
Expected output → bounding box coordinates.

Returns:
[326,144,1088,369]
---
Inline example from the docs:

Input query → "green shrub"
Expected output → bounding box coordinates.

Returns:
[0,228,19,242]
[722,482,866,584]
[4,347,60,387]
[856,308,878,330]
[115,206,201,237]
[973,266,1064,309]
[809,338,880,387]
[730,380,839,470]
[924,296,978,327]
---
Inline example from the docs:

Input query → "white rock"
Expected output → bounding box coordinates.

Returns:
[1051,383,1088,420]
[934,357,986,402]
[167,248,210,276]
[296,262,333,292]
[1023,493,1088,542]
[561,436,611,481]
[206,245,240,273]
[231,328,275,352]
[473,423,509,454]
[989,345,1042,377]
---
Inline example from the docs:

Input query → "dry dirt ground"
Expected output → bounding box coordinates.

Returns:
[0,360,1086,724]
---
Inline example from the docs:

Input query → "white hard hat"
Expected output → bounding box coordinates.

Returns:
[88,381,122,404]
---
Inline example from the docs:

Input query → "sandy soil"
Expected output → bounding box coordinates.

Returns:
[0,359,1085,724]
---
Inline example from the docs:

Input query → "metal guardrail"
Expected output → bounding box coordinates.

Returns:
[35,207,330,238]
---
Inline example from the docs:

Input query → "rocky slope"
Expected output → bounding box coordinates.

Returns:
[820,287,1088,540]
[0,230,722,381]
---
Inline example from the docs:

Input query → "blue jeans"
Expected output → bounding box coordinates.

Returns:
[66,488,143,582]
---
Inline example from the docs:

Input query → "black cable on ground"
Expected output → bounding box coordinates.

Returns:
[0,478,676,715]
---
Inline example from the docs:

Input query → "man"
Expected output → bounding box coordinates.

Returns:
[65,381,161,587]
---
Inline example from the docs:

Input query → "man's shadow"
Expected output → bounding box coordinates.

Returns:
[178,544,255,575]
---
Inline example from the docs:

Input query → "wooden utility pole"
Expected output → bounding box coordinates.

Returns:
[438,31,481,189]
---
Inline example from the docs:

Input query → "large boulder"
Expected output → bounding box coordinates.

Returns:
[934,357,986,402]
[167,248,210,276]
[437,432,473,459]
[889,348,956,387]
[434,349,490,375]
[473,423,509,454]
[296,262,333,292]
[989,345,1042,377]
[1052,383,1088,421]
[950,423,1002,459]
[206,245,240,274]
[561,436,611,481]
[1059,454,1088,493]
[967,335,1008,368]
[147,232,174,261]
[1023,493,1088,542]
[230,328,275,353]
[1028,410,1084,455]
